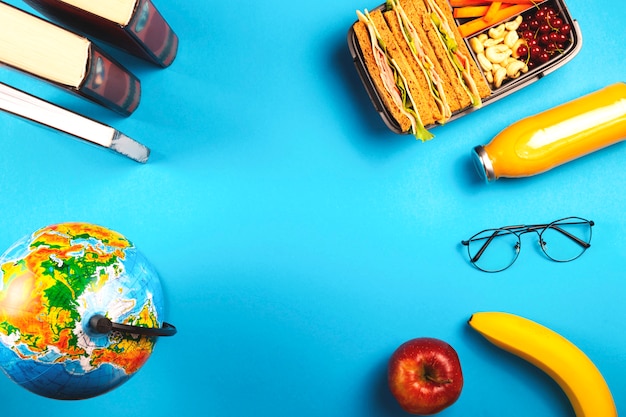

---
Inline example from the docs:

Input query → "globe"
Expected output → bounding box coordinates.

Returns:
[0,222,174,400]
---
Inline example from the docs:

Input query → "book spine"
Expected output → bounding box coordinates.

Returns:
[79,45,141,116]
[126,0,179,67]
[22,0,178,67]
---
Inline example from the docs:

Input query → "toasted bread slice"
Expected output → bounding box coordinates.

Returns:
[383,9,444,124]
[389,0,463,116]
[405,0,472,110]
[431,0,491,100]
[368,9,438,127]
[353,19,413,133]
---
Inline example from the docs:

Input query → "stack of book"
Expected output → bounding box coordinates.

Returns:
[0,0,178,115]
[0,0,178,161]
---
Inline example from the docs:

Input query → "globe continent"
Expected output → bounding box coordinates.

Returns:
[0,222,167,399]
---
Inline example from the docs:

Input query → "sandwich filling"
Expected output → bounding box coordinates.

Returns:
[425,0,483,108]
[357,10,434,141]
[386,0,451,123]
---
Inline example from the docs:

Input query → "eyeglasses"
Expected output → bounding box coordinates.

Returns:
[461,217,594,272]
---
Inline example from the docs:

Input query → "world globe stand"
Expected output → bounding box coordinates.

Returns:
[89,314,177,337]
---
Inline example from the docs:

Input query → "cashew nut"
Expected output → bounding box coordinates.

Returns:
[493,67,507,88]
[506,60,526,78]
[469,37,484,54]
[476,53,493,71]
[485,44,511,64]
[488,24,506,39]
[504,30,519,49]
[504,15,523,31]
[503,57,518,67]
[483,37,504,47]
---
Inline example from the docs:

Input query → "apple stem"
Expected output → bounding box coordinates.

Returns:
[425,374,452,384]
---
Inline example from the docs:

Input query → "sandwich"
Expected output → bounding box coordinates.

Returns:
[417,0,491,107]
[353,0,491,139]
[355,9,436,141]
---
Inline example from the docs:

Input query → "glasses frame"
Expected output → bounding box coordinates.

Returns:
[461,216,594,272]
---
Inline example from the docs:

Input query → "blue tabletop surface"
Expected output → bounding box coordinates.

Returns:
[0,0,625,415]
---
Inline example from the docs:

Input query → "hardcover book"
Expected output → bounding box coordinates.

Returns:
[0,2,141,116]
[24,0,179,67]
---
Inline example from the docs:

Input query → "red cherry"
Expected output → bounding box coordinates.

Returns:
[559,24,572,36]
[521,30,535,41]
[538,51,551,64]
[540,6,556,18]
[516,44,529,59]
[529,18,540,30]
[551,32,569,45]
[535,9,547,21]
[527,38,539,48]
[538,33,551,46]
[529,45,543,60]
[538,23,552,34]
[550,17,564,29]
[546,42,559,55]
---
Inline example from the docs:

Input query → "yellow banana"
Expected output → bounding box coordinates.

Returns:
[468,311,617,417]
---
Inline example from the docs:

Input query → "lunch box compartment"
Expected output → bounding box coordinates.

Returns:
[347,0,582,134]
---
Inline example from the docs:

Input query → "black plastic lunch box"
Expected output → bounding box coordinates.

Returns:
[347,0,582,134]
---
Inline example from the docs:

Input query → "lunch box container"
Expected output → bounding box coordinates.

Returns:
[347,0,582,134]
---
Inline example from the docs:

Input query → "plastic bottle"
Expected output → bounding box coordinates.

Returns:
[473,82,626,182]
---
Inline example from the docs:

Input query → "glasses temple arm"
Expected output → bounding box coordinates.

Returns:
[468,230,504,263]
[546,224,591,248]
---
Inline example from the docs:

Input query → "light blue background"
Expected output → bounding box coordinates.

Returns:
[0,0,624,415]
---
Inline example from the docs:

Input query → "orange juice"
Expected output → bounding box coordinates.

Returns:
[473,82,626,182]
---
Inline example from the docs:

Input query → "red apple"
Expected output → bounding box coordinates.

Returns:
[388,337,463,415]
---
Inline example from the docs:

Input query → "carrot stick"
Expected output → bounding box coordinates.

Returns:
[449,0,491,7]
[449,0,535,6]
[483,1,502,22]
[453,5,490,18]
[457,3,532,37]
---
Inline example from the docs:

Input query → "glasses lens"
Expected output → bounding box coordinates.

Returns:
[540,217,592,262]
[467,229,519,272]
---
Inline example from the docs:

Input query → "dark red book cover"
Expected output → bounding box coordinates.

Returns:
[24,0,178,67]
[79,45,141,116]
